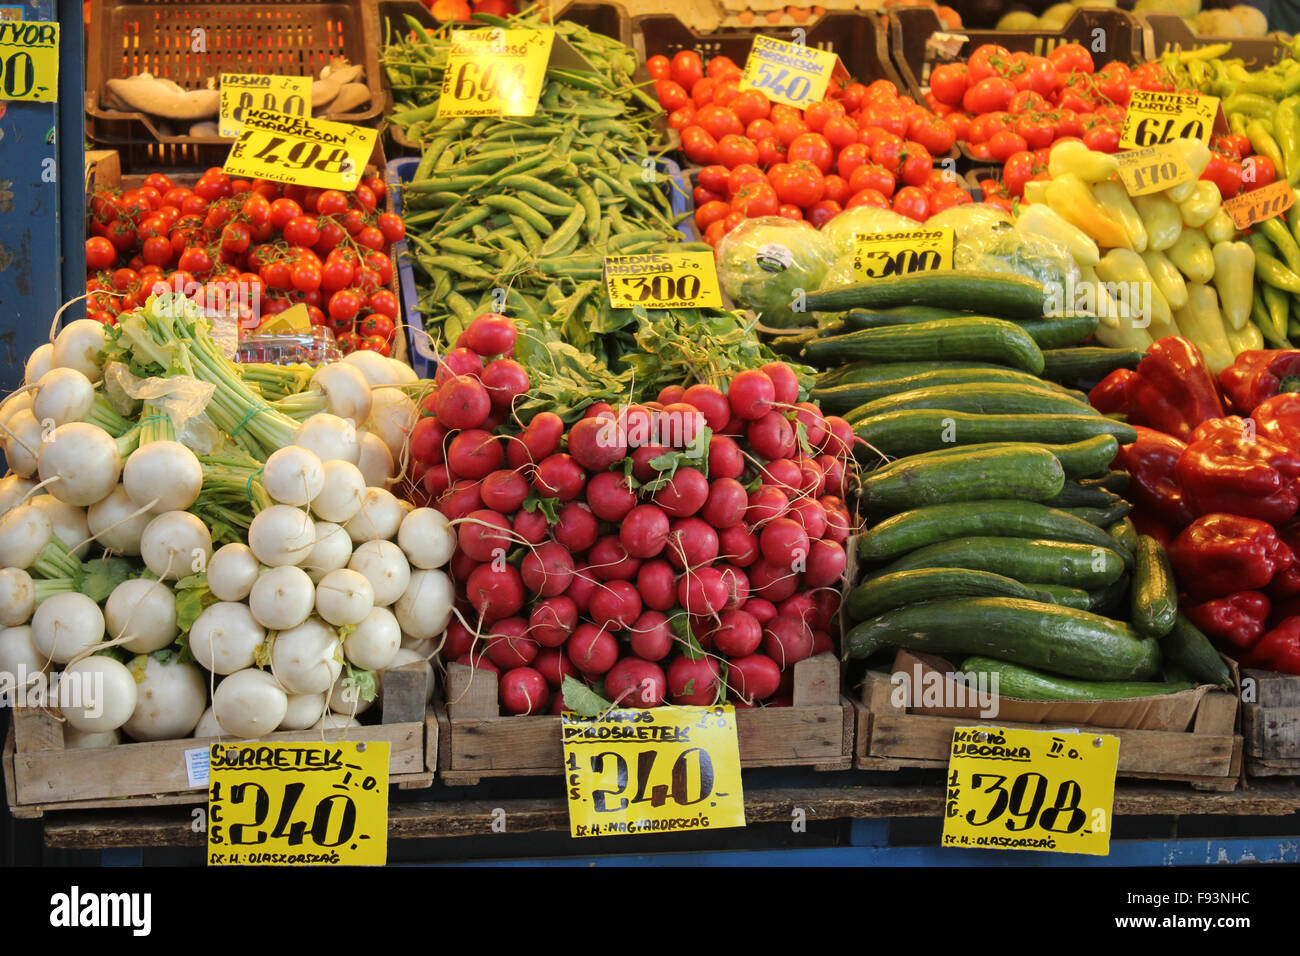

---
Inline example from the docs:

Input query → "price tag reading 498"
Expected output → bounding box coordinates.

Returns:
[941,726,1118,856]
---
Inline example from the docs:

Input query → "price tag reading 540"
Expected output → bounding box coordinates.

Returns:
[941,726,1119,856]
[738,35,840,109]
[605,250,723,309]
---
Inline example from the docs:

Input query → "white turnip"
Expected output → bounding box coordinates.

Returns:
[61,656,137,733]
[263,445,325,507]
[0,625,42,682]
[4,408,46,478]
[314,568,374,627]
[270,617,342,695]
[64,726,120,749]
[343,606,400,671]
[0,568,34,627]
[347,539,410,607]
[394,569,454,640]
[37,422,121,506]
[366,389,415,462]
[310,459,366,523]
[192,706,224,739]
[24,343,53,387]
[104,578,178,653]
[29,494,91,559]
[248,565,315,631]
[343,487,402,543]
[189,601,266,675]
[31,592,104,663]
[294,413,360,464]
[356,430,396,488]
[396,507,455,570]
[140,510,212,580]
[0,474,36,513]
[247,504,316,567]
[327,674,373,717]
[33,367,95,428]
[212,669,287,738]
[86,485,153,556]
[51,319,106,383]
[301,521,353,582]
[279,692,326,731]
[207,543,259,602]
[310,362,372,424]
[124,440,203,513]
[122,655,207,741]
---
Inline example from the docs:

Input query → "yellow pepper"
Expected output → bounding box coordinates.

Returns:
[1174,282,1235,375]
[1095,248,1178,339]
[1047,140,1120,183]
[1045,173,1131,249]
[1204,208,1238,245]
[1226,320,1265,356]
[1087,263,1155,349]
[1165,139,1212,203]
[1022,180,1049,204]
[1092,181,1148,253]
[1133,193,1183,251]
[1013,203,1100,267]
[1140,249,1189,311]
[1178,181,1223,229]
[1211,240,1256,330]
[1168,227,1216,283]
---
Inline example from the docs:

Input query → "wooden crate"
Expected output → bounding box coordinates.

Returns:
[1242,669,1300,777]
[853,667,1243,792]
[436,653,854,786]
[3,663,437,819]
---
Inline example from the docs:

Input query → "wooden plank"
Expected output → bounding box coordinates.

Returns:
[451,715,561,772]
[1193,691,1238,737]
[860,670,902,713]
[1242,668,1300,708]
[380,662,429,726]
[1243,706,1300,759]
[791,653,839,707]
[445,662,498,720]
[13,707,63,753]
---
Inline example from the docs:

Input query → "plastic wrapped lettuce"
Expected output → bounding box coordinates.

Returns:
[924,203,1013,242]
[716,217,836,329]
[819,206,918,258]
[955,223,1080,291]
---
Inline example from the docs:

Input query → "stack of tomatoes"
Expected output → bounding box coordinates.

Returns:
[647,50,967,243]
[84,168,407,356]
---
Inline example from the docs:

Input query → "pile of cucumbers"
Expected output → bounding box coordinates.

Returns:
[803,272,1234,699]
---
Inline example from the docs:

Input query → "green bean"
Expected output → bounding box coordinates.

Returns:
[509,214,544,254]
[436,206,493,239]
[575,184,601,239]
[439,237,494,258]
[483,195,553,235]
[445,291,476,324]
[500,174,576,207]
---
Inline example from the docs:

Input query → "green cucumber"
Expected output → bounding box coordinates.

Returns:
[804,271,1050,319]
[1016,314,1100,348]
[1132,535,1178,637]
[1041,480,1123,509]
[770,327,829,356]
[802,317,1045,375]
[845,597,1162,680]
[847,309,1100,350]
[1088,572,1130,616]
[818,360,1016,388]
[1161,614,1234,688]
[1080,470,1130,494]
[1030,584,1093,610]
[878,435,1119,481]
[860,446,1065,513]
[845,568,1053,622]
[1064,502,1132,526]
[1040,347,1144,383]
[858,499,1130,563]
[843,306,974,328]
[812,368,1075,415]
[875,536,1127,588]
[961,657,1193,701]
[845,383,1098,422]
[1109,517,1140,555]
[854,410,1137,460]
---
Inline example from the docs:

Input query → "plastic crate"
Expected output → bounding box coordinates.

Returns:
[389,155,694,380]
[1139,12,1287,72]
[86,0,385,172]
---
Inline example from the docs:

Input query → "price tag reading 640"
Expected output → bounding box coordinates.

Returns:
[605,250,724,309]
[562,706,745,838]
[207,742,388,866]
[941,726,1119,856]
[1119,90,1218,150]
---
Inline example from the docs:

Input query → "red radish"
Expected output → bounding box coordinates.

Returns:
[630,444,670,482]
[702,477,748,528]
[817,454,848,497]
[788,498,827,540]
[439,480,485,521]
[554,501,599,553]
[465,563,525,623]
[567,416,627,471]
[797,457,826,497]
[777,670,795,698]
[620,504,670,559]
[812,590,840,631]
[653,467,709,518]
[657,385,686,405]
[409,417,449,466]
[744,598,778,626]
[665,517,720,571]
[719,524,760,566]
[693,615,718,653]
[435,376,491,429]
[566,565,597,614]
[620,404,656,448]
[761,458,802,491]
[587,471,637,522]
[437,348,484,383]
[749,559,799,603]
[480,469,528,512]
[779,593,817,630]
[822,504,851,544]
[566,624,618,675]
[804,539,848,587]
[447,429,503,479]
[728,369,776,420]
[606,658,667,707]
[811,630,833,655]
[512,508,548,545]
[761,518,811,570]
[721,415,747,436]
[792,402,828,447]
[486,630,538,670]
[678,566,728,616]
[583,402,616,421]
[659,403,707,449]
[629,610,673,660]
[549,693,566,714]
[588,536,642,580]
[682,384,731,431]
[529,595,578,647]
[449,550,478,584]
[719,564,751,608]
[456,508,512,561]
[458,312,517,357]
[444,618,476,659]
[534,647,577,688]
[748,411,797,460]
[730,653,782,703]
[535,454,586,501]
[746,485,789,525]
[712,608,762,657]
[760,362,799,406]
[590,579,643,631]
[822,415,853,457]
[422,463,452,498]
[708,434,745,479]
[506,413,563,469]
[636,560,678,611]
[456,651,499,673]
[764,616,814,669]
[500,666,548,715]
[667,655,721,705]
[481,359,530,410]
[520,540,576,596]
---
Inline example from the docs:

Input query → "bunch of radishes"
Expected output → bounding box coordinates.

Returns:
[405,313,856,714]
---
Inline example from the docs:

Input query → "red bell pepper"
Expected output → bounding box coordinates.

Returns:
[1175,417,1300,525]
[1131,511,1174,549]
[1089,368,1138,417]
[1220,349,1300,413]
[1169,512,1295,599]
[1099,337,1225,441]
[1242,617,1300,674]
[1271,521,1300,600]
[1183,591,1271,654]
[1252,393,1300,456]
[1114,426,1195,529]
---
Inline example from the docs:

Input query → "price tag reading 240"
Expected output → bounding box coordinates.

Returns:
[739,35,839,109]
[223,107,376,192]
[605,250,724,309]
[439,28,553,118]
[207,741,388,866]
[562,706,745,838]
[1119,90,1218,150]
[853,226,953,280]
[941,726,1119,856]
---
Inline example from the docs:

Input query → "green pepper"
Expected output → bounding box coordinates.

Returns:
[1260,215,1300,274]
[1277,96,1300,187]
[1247,119,1287,179]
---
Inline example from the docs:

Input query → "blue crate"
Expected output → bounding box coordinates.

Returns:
[387,155,695,380]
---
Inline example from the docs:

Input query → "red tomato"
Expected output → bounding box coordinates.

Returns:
[986,130,1029,162]
[787,132,834,173]
[704,219,730,246]
[361,311,396,339]
[929,63,969,107]
[805,199,842,228]
[727,163,766,195]
[822,115,860,152]
[668,105,696,131]
[261,260,293,291]
[221,221,251,255]
[869,133,905,172]
[803,101,835,133]
[698,164,731,194]
[289,260,322,293]
[321,256,355,293]
[1015,115,1055,150]
[378,212,405,244]
[928,185,972,213]
[1202,153,1244,198]
[767,161,825,207]
[776,203,804,220]
[647,55,671,80]
[177,246,212,275]
[329,288,362,321]
[773,115,808,147]
[654,79,689,112]
[946,113,972,142]
[681,125,719,165]
[1048,43,1094,75]
[848,163,895,197]
[967,44,1012,83]
[1002,150,1040,198]
[911,116,956,156]
[836,81,869,112]
[1243,154,1276,191]
[746,117,777,142]
[695,200,731,231]
[846,187,889,209]
[731,181,779,218]
[819,171,850,206]
[892,186,930,221]
[315,219,348,256]
[143,173,174,194]
[836,142,872,181]
[269,198,302,230]
[731,89,770,126]
[357,227,386,252]
[755,138,786,167]
[691,77,717,109]
[1013,56,1060,97]
[716,134,760,169]
[898,143,933,187]
[1082,123,1120,154]
[963,76,1015,114]
[696,104,745,141]
[707,56,741,80]
[670,50,704,91]
[712,78,740,108]
[142,235,173,267]
[1054,109,1086,139]
[1096,61,1132,106]
[282,215,321,247]
[694,185,725,206]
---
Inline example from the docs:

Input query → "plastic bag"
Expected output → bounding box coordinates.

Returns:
[716,217,836,329]
[955,222,1081,291]
[104,362,221,453]
[819,206,919,257]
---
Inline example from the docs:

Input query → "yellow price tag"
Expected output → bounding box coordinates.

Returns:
[207,741,389,866]
[739,36,840,110]
[941,726,1118,856]
[1221,178,1296,230]
[605,249,724,309]
[219,73,313,138]
[1114,142,1196,197]
[439,28,553,118]
[562,706,745,838]
[0,20,58,102]
[223,108,376,192]
[853,227,953,280]
[255,302,313,336]
[1119,90,1218,150]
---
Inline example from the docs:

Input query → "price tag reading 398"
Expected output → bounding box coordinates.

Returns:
[941,726,1119,856]
[562,706,745,838]
[223,107,376,191]
[605,250,724,309]
[1119,90,1218,150]
[739,35,839,110]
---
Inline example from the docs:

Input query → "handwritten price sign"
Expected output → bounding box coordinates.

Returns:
[0,20,58,102]
[439,28,553,118]
[739,35,840,110]
[1119,90,1218,150]
[1221,179,1296,230]
[219,73,313,137]
[605,249,724,309]
[1115,142,1196,196]
[853,227,954,280]
[223,108,376,191]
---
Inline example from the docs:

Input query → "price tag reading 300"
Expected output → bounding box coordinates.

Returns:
[739,35,839,109]
[853,227,953,280]
[562,706,745,838]
[1119,90,1218,150]
[223,108,376,191]
[941,726,1119,856]
[605,250,724,309]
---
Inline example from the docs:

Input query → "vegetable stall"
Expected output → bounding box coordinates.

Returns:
[5,0,1300,873]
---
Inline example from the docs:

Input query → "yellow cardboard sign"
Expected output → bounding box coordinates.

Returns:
[562,705,745,838]
[1119,90,1218,150]
[605,249,724,309]
[255,302,313,335]
[439,28,553,118]
[1115,142,1196,196]
[941,726,1119,856]
[207,741,389,866]
[223,108,375,192]
[219,73,313,138]
[0,20,58,102]
[1221,179,1296,230]
[739,35,841,110]
[853,226,954,280]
